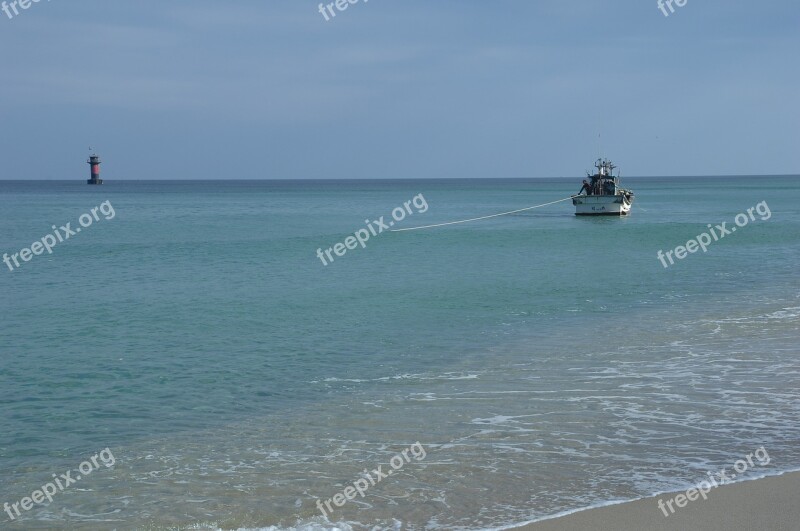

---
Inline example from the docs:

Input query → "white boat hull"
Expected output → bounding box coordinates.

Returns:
[572,194,633,216]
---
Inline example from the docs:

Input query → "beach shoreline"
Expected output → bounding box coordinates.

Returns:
[512,470,800,531]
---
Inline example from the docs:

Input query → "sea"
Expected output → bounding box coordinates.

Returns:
[1,176,799,530]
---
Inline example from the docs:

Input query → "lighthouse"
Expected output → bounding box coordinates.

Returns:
[87,153,103,185]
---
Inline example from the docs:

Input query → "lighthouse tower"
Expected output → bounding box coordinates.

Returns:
[87,153,103,185]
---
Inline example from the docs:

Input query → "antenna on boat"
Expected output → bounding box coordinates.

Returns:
[597,132,602,161]
[597,108,604,160]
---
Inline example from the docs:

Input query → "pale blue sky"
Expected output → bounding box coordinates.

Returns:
[0,0,798,179]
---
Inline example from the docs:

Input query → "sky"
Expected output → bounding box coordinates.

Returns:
[0,0,798,180]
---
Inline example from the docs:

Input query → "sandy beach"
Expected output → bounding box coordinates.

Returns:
[516,471,800,531]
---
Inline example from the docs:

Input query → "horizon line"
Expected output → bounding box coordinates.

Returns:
[1,174,798,182]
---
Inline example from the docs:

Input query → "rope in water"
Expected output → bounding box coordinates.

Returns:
[391,196,575,232]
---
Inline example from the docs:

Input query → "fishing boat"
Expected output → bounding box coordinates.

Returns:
[572,158,634,216]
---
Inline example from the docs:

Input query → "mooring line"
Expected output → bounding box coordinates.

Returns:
[391,196,574,232]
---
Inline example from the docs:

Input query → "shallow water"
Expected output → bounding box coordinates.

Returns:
[1,176,798,529]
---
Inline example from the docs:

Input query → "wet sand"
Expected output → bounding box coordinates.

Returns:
[515,470,800,531]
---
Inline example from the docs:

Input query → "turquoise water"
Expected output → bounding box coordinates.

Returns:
[1,177,799,529]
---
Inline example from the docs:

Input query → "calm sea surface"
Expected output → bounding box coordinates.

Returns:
[1,177,799,530]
